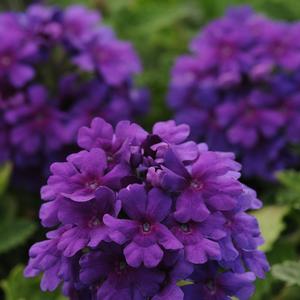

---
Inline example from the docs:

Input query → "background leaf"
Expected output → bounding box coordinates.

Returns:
[0,163,12,196]
[1,265,66,300]
[272,261,300,286]
[277,170,300,209]
[252,205,290,252]
[0,220,36,255]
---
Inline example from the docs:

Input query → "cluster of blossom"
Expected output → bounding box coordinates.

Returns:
[0,5,148,186]
[25,117,269,299]
[168,6,300,180]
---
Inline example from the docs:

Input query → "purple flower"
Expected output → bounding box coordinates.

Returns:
[24,226,75,292]
[155,148,241,222]
[26,5,62,42]
[5,85,66,157]
[104,184,182,268]
[77,117,147,168]
[73,32,141,85]
[153,251,193,300]
[26,117,268,299]
[80,243,165,299]
[152,120,198,162]
[168,6,300,180]
[55,187,121,256]
[63,5,100,48]
[39,148,128,228]
[169,213,226,264]
[0,27,36,87]
[0,4,148,190]
[183,263,256,300]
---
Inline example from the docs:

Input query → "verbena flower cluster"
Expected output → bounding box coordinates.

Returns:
[168,6,300,180]
[25,117,269,299]
[0,5,147,185]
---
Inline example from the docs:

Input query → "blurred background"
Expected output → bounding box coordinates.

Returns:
[1,0,300,299]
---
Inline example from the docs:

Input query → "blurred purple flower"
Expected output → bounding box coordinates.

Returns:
[0,4,148,190]
[168,6,300,180]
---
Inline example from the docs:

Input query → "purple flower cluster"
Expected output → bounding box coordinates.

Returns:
[168,6,300,180]
[25,117,269,299]
[0,5,148,186]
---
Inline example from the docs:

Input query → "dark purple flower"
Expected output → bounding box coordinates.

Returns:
[104,184,183,268]
[26,4,62,42]
[5,85,66,157]
[169,213,226,264]
[80,243,165,299]
[154,147,241,223]
[183,263,256,300]
[168,6,300,180]
[151,250,192,300]
[26,117,268,299]
[39,148,128,228]
[63,5,100,48]
[0,4,148,190]
[152,120,199,162]
[77,117,147,168]
[24,226,75,292]
[73,32,141,85]
[0,27,36,87]
[55,187,120,256]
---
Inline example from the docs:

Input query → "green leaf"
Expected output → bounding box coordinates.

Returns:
[48,0,93,7]
[0,163,12,195]
[277,170,300,209]
[252,205,289,252]
[272,261,300,286]
[177,280,194,287]
[0,219,36,254]
[1,265,67,300]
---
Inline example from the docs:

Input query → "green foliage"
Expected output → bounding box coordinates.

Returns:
[1,265,66,300]
[272,261,300,286]
[177,280,194,287]
[0,195,36,254]
[48,0,93,8]
[252,205,289,252]
[0,219,36,255]
[0,163,12,196]
[277,170,300,209]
